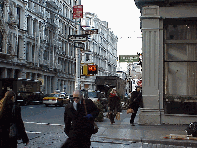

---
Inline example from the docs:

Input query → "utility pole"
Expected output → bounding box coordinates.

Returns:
[75,0,81,90]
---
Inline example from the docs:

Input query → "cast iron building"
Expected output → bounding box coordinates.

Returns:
[135,0,197,124]
[0,0,78,95]
[80,12,118,90]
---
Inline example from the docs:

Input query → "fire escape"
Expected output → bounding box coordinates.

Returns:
[0,1,17,61]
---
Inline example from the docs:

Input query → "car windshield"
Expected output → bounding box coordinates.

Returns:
[88,92,97,98]
[47,94,60,97]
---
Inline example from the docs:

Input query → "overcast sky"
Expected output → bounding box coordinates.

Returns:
[81,0,142,70]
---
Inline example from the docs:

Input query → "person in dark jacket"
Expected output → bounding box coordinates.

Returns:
[62,89,99,148]
[128,86,143,126]
[0,90,29,148]
[108,88,120,124]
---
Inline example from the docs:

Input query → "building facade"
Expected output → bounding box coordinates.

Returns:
[80,12,118,90]
[134,0,197,124]
[0,0,78,95]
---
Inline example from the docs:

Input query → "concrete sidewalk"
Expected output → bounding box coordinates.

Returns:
[17,110,197,148]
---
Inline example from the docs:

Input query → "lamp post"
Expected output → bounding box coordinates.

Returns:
[75,0,81,90]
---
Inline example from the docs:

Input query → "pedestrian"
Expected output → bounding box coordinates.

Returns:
[62,89,99,148]
[108,88,120,124]
[128,86,143,126]
[0,90,29,148]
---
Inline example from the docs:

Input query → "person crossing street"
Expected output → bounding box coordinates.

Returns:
[62,89,99,148]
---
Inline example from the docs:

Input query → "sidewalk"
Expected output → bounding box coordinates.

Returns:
[17,110,197,148]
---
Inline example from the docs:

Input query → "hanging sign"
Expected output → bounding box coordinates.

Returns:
[73,5,83,19]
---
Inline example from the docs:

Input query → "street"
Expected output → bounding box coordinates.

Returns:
[17,104,196,148]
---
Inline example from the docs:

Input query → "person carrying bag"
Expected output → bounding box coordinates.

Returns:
[108,88,120,124]
[83,99,99,134]
[128,86,143,126]
[62,90,99,148]
[0,90,29,148]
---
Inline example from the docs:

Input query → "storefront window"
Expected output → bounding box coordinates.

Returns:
[164,19,197,114]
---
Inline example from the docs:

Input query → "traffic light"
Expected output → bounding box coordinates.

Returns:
[82,64,88,75]
[82,64,98,76]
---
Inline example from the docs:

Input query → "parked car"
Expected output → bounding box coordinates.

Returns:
[43,93,70,107]
[68,95,74,103]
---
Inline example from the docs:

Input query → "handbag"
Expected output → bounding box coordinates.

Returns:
[115,112,120,120]
[83,100,99,134]
[9,104,20,139]
[127,108,134,114]
[9,123,18,138]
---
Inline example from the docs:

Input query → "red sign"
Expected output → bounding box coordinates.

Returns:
[73,5,83,19]
[137,80,142,87]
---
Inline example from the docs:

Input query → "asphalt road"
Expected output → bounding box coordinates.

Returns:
[20,104,65,140]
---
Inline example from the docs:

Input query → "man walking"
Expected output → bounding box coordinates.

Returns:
[128,86,143,126]
[62,90,99,148]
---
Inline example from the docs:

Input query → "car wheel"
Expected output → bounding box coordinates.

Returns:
[45,104,48,107]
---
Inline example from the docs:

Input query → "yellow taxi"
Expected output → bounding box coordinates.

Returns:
[43,93,70,107]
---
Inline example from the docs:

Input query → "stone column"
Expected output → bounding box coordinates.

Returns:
[2,68,7,78]
[139,6,163,125]
[49,76,51,94]
[44,75,47,94]
[11,69,15,78]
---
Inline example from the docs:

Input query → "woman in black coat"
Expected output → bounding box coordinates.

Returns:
[0,90,29,148]
[128,86,143,126]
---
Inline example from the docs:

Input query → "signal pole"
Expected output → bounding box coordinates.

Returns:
[75,0,81,90]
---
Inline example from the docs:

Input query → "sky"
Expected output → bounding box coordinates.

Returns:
[81,0,142,71]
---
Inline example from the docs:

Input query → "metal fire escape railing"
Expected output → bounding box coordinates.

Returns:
[0,2,17,56]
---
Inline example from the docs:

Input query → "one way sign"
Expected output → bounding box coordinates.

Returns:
[68,35,88,42]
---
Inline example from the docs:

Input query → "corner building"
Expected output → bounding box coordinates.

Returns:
[0,0,77,95]
[80,12,118,90]
[134,0,197,125]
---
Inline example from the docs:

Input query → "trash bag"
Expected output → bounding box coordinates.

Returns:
[185,122,197,137]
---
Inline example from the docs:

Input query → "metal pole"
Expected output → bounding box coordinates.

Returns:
[75,0,81,90]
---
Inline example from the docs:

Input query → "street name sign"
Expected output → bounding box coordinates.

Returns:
[68,35,88,42]
[119,55,139,62]
[83,29,98,35]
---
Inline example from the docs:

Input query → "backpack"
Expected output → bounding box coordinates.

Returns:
[185,122,197,137]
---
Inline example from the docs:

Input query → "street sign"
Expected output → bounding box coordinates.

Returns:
[68,35,88,42]
[119,55,139,62]
[73,5,83,19]
[82,29,98,35]
[74,42,85,49]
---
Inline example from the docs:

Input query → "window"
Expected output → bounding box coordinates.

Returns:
[32,44,35,61]
[17,38,20,58]
[17,7,20,28]
[0,32,2,52]
[33,20,36,36]
[26,42,29,61]
[164,19,197,96]
[27,17,30,35]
